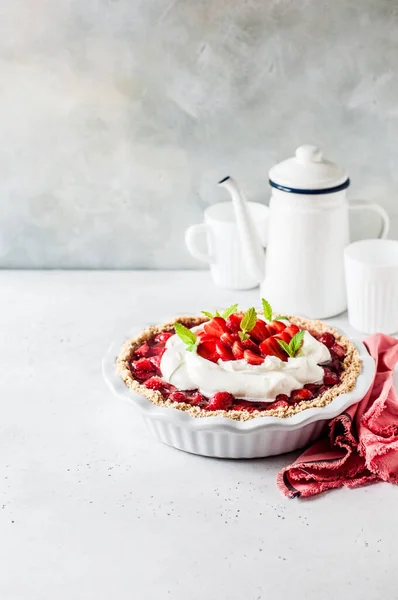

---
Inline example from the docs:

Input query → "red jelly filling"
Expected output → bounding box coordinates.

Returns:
[129,328,345,412]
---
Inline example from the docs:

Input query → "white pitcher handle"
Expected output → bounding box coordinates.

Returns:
[185,224,213,264]
[349,200,390,239]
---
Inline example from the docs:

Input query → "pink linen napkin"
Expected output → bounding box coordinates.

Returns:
[277,333,398,498]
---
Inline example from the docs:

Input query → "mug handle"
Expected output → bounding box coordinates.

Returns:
[185,224,213,264]
[349,200,390,239]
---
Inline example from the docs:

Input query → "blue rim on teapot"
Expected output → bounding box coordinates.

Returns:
[269,178,350,195]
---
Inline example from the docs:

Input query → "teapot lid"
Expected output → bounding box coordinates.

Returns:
[269,145,350,194]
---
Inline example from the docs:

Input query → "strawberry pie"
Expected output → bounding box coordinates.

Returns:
[116,300,362,421]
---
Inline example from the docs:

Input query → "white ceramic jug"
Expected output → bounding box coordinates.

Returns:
[220,145,390,319]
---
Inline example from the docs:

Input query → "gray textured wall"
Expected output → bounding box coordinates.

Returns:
[1,0,398,268]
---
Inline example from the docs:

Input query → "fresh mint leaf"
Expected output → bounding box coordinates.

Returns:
[222,303,239,319]
[240,307,257,333]
[186,343,198,353]
[215,310,221,317]
[277,339,294,357]
[174,322,197,346]
[201,310,214,319]
[277,330,305,358]
[290,330,305,355]
[261,298,273,322]
[274,315,289,321]
[238,330,249,341]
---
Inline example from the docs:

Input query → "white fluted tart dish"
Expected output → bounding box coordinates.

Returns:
[103,302,375,458]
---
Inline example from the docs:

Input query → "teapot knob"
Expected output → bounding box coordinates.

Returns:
[295,145,323,164]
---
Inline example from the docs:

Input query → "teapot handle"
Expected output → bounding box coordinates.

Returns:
[349,200,390,239]
[185,224,213,264]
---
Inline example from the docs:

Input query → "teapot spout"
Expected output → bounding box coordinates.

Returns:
[218,176,265,283]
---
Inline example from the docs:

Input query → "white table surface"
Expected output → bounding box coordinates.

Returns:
[1,270,396,600]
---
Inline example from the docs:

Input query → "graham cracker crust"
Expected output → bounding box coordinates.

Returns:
[116,314,362,421]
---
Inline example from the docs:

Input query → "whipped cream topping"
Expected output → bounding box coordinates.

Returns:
[160,324,331,402]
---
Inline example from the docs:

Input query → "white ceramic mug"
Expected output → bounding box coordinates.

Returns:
[185,201,269,290]
[344,239,398,334]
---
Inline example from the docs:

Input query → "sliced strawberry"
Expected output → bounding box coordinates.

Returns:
[244,349,264,365]
[259,337,288,361]
[289,324,300,334]
[232,400,256,413]
[206,391,234,411]
[283,324,300,340]
[220,331,236,346]
[319,357,343,373]
[225,313,243,333]
[145,376,170,392]
[203,316,228,337]
[216,340,234,361]
[285,324,300,334]
[267,399,289,410]
[189,391,205,405]
[266,324,277,336]
[241,338,261,353]
[197,332,219,343]
[329,358,342,373]
[290,388,314,403]
[303,383,320,393]
[149,353,164,369]
[149,345,165,356]
[275,324,303,344]
[323,367,340,386]
[274,330,292,344]
[270,320,287,333]
[232,340,244,360]
[275,393,290,403]
[155,332,173,343]
[133,369,153,382]
[144,376,163,390]
[250,319,270,343]
[197,341,219,363]
[134,342,152,358]
[169,391,188,403]
[318,332,335,348]
[134,358,154,372]
[330,343,345,359]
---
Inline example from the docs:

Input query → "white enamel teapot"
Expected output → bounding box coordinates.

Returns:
[220,145,390,319]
